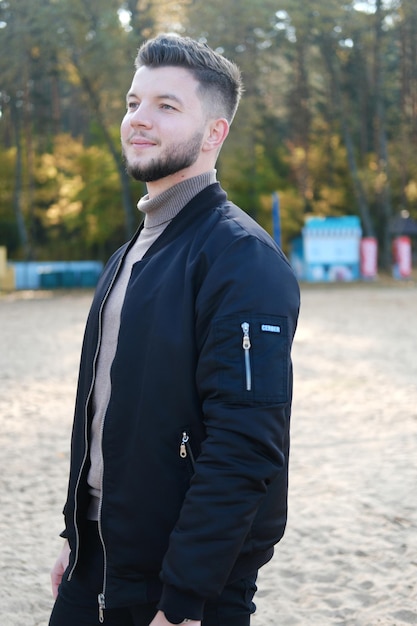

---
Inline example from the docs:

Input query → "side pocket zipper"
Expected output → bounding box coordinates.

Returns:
[241,322,252,391]
[179,431,195,469]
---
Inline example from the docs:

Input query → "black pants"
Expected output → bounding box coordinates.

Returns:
[49,522,257,626]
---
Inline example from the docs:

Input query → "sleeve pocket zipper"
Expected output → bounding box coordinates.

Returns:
[241,322,252,391]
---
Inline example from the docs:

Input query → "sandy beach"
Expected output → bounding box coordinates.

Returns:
[0,282,416,625]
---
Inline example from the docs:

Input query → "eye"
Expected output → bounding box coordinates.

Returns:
[160,103,176,111]
[127,101,139,111]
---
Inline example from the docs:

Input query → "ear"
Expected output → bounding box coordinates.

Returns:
[202,118,229,153]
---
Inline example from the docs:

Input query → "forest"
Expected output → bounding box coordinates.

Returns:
[1,0,417,267]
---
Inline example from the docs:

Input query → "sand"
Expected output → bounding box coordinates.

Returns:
[0,283,416,625]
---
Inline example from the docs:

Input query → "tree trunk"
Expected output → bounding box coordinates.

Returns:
[10,97,30,258]
[374,0,393,269]
[290,41,312,213]
[23,78,35,259]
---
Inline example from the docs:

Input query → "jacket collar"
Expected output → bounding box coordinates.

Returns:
[127,182,228,259]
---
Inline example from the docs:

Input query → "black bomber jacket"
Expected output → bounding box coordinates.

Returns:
[62,183,300,621]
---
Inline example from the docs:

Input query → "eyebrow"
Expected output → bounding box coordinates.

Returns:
[126,91,185,107]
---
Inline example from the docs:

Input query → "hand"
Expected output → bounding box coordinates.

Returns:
[149,610,201,626]
[50,540,71,599]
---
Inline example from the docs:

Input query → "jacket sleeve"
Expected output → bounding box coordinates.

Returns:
[158,233,300,620]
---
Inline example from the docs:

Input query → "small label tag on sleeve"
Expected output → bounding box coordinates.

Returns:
[261,324,281,333]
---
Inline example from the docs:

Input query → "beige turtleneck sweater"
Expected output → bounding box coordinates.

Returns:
[87,170,217,520]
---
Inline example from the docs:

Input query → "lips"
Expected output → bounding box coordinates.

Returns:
[129,135,157,148]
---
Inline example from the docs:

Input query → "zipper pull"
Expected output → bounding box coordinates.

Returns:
[98,592,105,623]
[241,322,252,391]
[241,322,251,350]
[180,432,189,458]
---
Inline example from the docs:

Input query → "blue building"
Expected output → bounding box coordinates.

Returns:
[291,216,362,282]
[10,260,103,290]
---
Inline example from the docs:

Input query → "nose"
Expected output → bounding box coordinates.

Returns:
[129,103,152,129]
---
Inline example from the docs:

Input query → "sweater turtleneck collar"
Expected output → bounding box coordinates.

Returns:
[137,171,217,228]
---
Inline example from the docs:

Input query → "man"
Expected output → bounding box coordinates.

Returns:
[49,34,300,626]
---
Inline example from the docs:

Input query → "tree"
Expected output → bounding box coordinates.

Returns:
[53,0,138,239]
[313,7,375,236]
[185,0,287,218]
[0,0,48,258]
[397,0,417,213]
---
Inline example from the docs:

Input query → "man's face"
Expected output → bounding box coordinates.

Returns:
[121,65,208,184]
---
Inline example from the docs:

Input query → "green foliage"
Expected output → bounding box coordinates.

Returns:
[38,134,140,260]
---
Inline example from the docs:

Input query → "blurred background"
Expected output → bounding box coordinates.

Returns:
[1,0,417,272]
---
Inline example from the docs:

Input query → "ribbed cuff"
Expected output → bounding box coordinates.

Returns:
[157,584,205,622]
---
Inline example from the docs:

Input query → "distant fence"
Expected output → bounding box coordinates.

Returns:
[10,261,103,290]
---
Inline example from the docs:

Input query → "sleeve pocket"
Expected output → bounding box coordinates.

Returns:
[214,314,289,404]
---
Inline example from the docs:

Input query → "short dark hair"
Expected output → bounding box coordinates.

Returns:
[135,34,243,123]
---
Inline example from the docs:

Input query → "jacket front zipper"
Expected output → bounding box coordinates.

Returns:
[241,322,252,391]
[97,425,109,623]
[67,252,126,624]
[98,592,106,623]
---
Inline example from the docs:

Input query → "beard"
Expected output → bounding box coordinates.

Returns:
[123,130,205,183]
